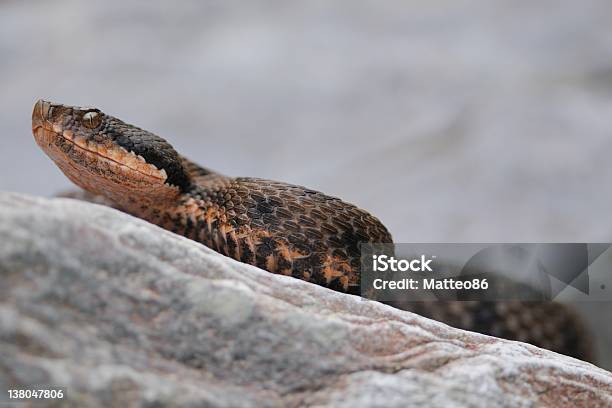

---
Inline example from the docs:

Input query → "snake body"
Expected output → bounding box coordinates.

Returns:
[31,99,593,362]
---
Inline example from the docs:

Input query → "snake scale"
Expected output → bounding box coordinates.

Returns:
[31,99,593,362]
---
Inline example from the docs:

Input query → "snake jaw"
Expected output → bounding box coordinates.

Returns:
[32,99,183,208]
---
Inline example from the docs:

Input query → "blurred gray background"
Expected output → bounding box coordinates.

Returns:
[1,1,612,368]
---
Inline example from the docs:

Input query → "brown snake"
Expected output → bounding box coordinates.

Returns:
[31,99,594,362]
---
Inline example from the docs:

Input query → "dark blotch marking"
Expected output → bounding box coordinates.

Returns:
[184,216,194,238]
[226,232,238,255]
[196,218,208,243]
[292,256,312,279]
[240,239,254,264]
[255,237,277,270]
[110,124,191,191]
[328,277,347,292]
[277,253,292,272]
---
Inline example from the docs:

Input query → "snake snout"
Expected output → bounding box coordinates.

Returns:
[32,99,51,130]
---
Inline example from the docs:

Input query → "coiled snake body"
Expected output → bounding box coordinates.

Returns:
[31,100,593,362]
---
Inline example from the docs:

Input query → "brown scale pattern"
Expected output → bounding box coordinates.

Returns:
[393,301,593,362]
[156,172,392,293]
[31,100,594,364]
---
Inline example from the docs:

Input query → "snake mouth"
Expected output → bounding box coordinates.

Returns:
[32,100,169,184]
[37,126,169,182]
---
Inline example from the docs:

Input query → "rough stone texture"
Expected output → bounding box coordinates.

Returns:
[1,192,611,407]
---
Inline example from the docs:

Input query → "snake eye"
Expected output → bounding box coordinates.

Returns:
[82,111,102,129]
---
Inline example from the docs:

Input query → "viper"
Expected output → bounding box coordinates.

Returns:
[31,99,593,362]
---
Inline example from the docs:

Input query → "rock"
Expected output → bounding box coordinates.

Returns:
[1,192,611,407]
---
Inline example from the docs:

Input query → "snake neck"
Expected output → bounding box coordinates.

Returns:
[118,178,230,243]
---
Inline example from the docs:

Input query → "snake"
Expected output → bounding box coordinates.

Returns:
[31,99,593,362]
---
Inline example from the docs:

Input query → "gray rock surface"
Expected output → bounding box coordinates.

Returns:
[1,192,611,407]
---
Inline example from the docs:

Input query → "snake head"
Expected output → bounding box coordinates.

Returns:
[32,99,190,206]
